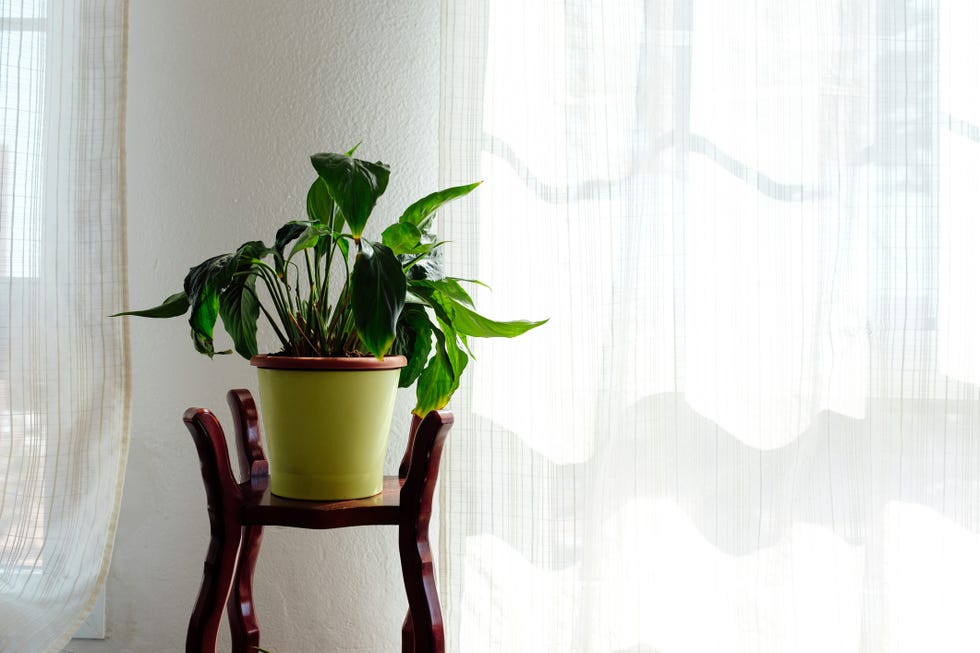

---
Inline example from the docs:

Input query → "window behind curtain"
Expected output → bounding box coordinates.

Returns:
[0,0,46,581]
[0,1,128,649]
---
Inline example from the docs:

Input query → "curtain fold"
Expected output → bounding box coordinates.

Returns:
[0,1,129,650]
[439,1,980,651]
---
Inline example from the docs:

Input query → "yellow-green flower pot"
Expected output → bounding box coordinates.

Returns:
[251,355,407,501]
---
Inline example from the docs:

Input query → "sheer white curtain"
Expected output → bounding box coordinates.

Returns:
[438,1,980,651]
[0,1,128,651]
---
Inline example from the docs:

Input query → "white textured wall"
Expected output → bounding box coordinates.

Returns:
[73,1,440,650]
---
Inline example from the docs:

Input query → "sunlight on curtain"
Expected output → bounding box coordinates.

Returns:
[439,1,980,651]
[0,1,128,650]
[938,2,980,386]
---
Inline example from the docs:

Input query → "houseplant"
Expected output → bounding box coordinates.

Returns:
[115,148,544,500]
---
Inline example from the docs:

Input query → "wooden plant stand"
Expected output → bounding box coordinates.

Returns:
[182,388,453,653]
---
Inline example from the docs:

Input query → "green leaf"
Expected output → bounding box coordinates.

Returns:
[411,279,546,338]
[451,302,547,338]
[406,257,445,281]
[408,281,456,328]
[310,152,390,239]
[306,176,334,224]
[412,319,468,415]
[183,241,269,357]
[233,240,271,263]
[398,181,481,232]
[288,224,325,260]
[219,276,260,358]
[437,317,468,391]
[413,336,454,416]
[111,291,189,318]
[381,222,422,255]
[431,278,475,307]
[331,203,345,235]
[190,293,225,356]
[273,222,308,274]
[448,276,491,291]
[335,234,350,262]
[393,304,432,388]
[350,241,407,358]
[306,168,345,258]
[184,254,230,357]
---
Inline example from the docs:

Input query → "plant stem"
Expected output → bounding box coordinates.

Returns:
[303,249,324,348]
[254,263,298,346]
[258,302,290,350]
[304,250,317,296]
[286,311,321,354]
[342,313,361,353]
[325,282,350,350]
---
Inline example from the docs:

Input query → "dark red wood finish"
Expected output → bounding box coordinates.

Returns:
[226,390,265,652]
[183,389,453,653]
[398,408,451,652]
[183,408,243,653]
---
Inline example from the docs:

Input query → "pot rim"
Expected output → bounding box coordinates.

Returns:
[250,354,408,371]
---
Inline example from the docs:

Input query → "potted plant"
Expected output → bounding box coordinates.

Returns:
[115,148,545,500]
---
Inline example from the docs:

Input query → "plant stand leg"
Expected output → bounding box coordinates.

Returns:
[399,526,442,653]
[186,523,243,653]
[184,408,244,653]
[401,610,414,653]
[226,389,269,653]
[228,524,263,652]
[398,411,453,653]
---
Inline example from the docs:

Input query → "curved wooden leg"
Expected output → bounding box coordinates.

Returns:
[401,610,414,653]
[225,390,269,652]
[184,408,245,653]
[399,411,453,653]
[186,522,243,653]
[399,521,444,653]
[399,529,442,653]
[228,524,263,652]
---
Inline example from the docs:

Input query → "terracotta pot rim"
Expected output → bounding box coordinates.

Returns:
[250,354,408,371]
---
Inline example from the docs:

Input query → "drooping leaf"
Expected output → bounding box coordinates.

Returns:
[450,302,547,338]
[274,222,308,274]
[183,254,231,357]
[408,281,455,328]
[437,317,468,391]
[413,334,454,416]
[310,152,390,239]
[350,241,407,358]
[182,241,269,357]
[448,276,491,291]
[219,275,260,358]
[381,222,423,255]
[398,181,481,232]
[431,278,476,307]
[231,240,271,265]
[411,279,546,338]
[288,224,325,260]
[111,291,189,318]
[411,287,468,382]
[189,290,224,356]
[393,304,433,388]
[412,318,468,415]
